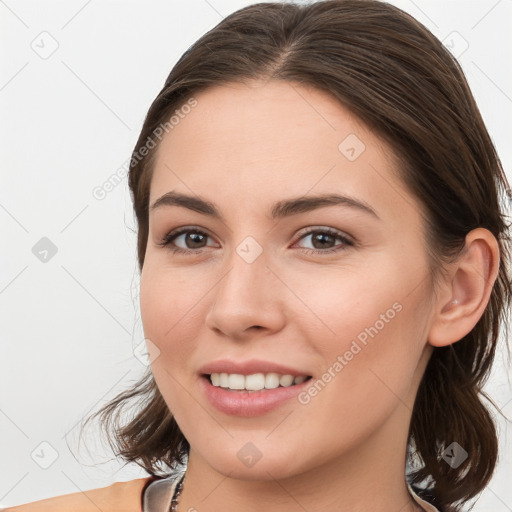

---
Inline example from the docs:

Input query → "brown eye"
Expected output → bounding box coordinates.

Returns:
[295,228,353,254]
[159,227,217,254]
[176,231,208,249]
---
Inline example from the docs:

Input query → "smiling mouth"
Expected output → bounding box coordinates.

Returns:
[204,372,312,392]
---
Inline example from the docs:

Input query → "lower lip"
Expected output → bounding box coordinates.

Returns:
[200,375,311,417]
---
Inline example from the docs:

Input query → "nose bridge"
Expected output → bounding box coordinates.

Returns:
[216,238,270,309]
[205,236,284,336]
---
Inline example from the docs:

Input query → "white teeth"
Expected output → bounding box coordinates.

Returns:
[265,372,280,389]
[219,373,229,387]
[209,372,309,391]
[245,373,265,390]
[228,374,245,390]
[279,374,294,387]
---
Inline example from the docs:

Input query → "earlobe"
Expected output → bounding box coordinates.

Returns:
[428,228,500,348]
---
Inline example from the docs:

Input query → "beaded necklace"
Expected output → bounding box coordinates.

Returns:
[169,473,185,512]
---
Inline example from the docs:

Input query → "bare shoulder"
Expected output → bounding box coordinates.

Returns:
[2,476,154,512]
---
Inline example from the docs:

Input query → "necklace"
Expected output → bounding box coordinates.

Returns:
[169,472,424,512]
[169,473,185,512]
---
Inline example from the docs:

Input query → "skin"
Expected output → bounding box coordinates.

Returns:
[139,79,499,512]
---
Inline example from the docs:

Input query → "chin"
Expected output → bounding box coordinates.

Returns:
[195,442,309,481]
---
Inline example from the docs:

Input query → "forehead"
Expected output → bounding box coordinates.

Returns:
[155,79,366,163]
[149,80,421,225]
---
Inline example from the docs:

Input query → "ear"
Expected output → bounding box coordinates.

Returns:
[428,228,500,348]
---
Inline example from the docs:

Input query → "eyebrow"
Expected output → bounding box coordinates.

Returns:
[150,191,380,220]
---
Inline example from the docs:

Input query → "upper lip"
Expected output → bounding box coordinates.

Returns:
[199,359,311,377]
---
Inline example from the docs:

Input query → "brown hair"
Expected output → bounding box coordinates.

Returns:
[83,1,511,510]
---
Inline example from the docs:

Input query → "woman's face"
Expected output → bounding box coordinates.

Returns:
[140,79,435,480]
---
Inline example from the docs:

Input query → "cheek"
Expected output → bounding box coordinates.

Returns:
[317,296,429,419]
[288,253,428,349]
[291,255,431,402]
[139,261,205,349]
[139,263,204,416]
[139,271,198,415]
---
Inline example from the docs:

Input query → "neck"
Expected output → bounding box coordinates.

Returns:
[176,402,422,512]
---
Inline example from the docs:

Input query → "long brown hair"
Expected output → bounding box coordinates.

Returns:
[82,1,511,510]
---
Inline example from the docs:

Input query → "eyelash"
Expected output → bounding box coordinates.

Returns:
[157,226,354,256]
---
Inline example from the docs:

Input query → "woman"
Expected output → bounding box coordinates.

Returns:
[7,0,511,511]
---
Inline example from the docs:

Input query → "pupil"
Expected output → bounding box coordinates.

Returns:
[188,232,205,248]
[313,233,333,249]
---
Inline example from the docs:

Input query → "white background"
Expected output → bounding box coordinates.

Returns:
[1,0,511,509]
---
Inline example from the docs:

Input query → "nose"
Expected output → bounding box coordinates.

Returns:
[204,245,286,341]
